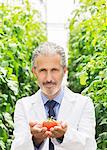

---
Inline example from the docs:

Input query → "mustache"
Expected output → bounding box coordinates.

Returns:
[43,81,56,85]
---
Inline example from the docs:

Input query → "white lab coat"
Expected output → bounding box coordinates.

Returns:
[11,86,97,150]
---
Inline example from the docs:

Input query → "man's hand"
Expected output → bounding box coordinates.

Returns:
[29,121,49,145]
[48,121,67,139]
[29,121,67,145]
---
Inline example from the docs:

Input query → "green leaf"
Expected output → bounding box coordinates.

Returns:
[79,72,88,85]
[99,118,107,126]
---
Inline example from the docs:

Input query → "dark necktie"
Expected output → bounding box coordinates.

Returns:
[45,100,57,150]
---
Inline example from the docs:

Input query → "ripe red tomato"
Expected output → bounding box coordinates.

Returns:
[42,119,58,130]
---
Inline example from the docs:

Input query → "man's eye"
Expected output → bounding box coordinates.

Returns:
[40,69,46,72]
[52,68,58,72]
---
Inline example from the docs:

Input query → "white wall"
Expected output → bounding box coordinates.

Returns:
[46,0,76,49]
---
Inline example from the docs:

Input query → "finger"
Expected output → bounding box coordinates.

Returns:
[35,123,42,128]
[31,126,43,135]
[41,127,48,132]
[29,121,37,127]
[50,126,66,138]
[45,131,52,138]
[34,127,42,133]
[42,131,50,138]
[49,128,58,138]
[60,122,67,129]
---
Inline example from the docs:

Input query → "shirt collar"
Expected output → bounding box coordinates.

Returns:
[41,87,64,105]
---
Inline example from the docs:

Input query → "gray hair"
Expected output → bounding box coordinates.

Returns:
[32,42,67,67]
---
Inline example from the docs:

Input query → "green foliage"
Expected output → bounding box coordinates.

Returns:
[0,0,47,149]
[68,0,107,149]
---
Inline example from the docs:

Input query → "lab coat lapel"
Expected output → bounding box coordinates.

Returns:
[57,87,76,122]
[30,90,47,122]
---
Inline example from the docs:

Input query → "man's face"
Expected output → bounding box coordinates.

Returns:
[32,54,67,98]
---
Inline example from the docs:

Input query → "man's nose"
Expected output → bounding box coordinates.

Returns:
[46,72,52,82]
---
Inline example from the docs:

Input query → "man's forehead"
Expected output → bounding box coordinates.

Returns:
[34,54,61,64]
[36,53,61,58]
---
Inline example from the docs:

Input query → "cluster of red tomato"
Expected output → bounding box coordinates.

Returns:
[42,118,58,130]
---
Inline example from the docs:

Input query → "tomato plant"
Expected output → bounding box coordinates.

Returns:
[68,0,107,149]
[0,0,47,149]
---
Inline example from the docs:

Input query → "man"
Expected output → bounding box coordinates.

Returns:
[11,42,97,150]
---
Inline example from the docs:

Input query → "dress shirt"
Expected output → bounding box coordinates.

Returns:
[34,87,64,150]
[41,87,64,119]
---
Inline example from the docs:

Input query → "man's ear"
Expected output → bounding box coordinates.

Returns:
[64,67,68,74]
[31,67,34,73]
[32,67,37,77]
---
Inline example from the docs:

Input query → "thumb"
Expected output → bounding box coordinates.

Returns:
[61,121,67,129]
[29,121,37,127]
